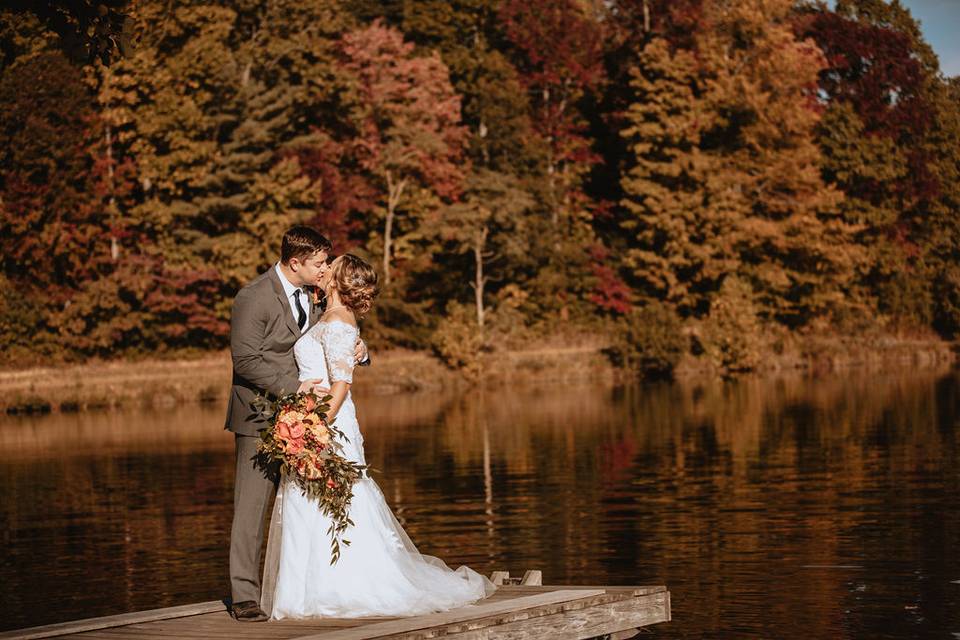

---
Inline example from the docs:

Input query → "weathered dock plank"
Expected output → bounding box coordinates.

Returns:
[296,590,606,640]
[435,589,671,639]
[500,585,666,597]
[0,601,225,640]
[2,584,670,640]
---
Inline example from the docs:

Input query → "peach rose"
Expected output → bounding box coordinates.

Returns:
[276,421,292,441]
[303,395,316,412]
[285,437,305,455]
[288,421,306,439]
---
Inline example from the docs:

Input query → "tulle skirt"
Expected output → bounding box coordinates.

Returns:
[261,410,494,618]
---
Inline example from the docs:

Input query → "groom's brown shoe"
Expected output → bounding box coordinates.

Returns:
[230,600,268,622]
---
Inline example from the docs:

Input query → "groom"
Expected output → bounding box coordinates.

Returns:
[225,225,368,621]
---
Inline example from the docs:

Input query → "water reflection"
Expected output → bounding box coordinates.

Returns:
[2,370,959,638]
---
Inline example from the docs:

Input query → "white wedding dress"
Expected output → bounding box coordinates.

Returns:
[261,318,494,619]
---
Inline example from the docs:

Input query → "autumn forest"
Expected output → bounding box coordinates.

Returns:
[1,0,958,375]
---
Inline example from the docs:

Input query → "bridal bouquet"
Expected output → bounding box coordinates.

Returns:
[252,390,367,563]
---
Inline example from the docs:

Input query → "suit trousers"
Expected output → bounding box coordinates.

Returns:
[229,433,278,604]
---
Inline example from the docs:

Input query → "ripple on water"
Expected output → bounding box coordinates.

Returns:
[2,372,960,637]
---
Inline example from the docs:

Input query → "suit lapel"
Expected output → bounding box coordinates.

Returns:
[268,267,301,337]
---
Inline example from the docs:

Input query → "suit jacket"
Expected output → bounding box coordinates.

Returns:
[224,267,321,436]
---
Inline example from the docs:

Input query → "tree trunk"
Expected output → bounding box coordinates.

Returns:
[474,225,488,328]
[383,206,394,287]
[106,123,119,261]
[383,171,407,287]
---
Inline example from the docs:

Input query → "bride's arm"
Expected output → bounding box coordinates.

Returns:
[321,316,359,423]
[325,380,351,422]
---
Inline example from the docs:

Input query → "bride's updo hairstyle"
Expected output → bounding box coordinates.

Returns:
[329,254,379,317]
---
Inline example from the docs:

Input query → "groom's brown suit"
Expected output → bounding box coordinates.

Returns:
[225,267,320,606]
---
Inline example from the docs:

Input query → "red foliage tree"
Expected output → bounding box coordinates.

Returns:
[499,0,605,208]
[0,51,101,295]
[798,7,938,206]
[499,0,610,315]
[0,51,229,356]
[340,20,467,287]
[588,243,632,315]
[295,143,375,253]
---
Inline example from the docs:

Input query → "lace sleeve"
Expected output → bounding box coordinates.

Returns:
[321,320,359,384]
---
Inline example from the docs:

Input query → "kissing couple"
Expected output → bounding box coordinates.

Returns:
[224,225,494,621]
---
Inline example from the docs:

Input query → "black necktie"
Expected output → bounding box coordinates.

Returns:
[293,289,307,330]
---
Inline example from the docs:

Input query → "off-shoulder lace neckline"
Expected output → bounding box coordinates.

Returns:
[317,317,357,330]
[305,317,357,341]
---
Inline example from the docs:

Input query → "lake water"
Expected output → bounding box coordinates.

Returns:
[2,369,960,638]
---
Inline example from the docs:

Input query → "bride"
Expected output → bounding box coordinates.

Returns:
[261,254,494,619]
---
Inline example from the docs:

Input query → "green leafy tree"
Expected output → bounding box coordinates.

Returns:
[921,77,960,336]
[104,1,356,334]
[606,300,686,377]
[698,276,765,374]
[800,0,950,329]
[443,168,534,329]
[621,0,861,326]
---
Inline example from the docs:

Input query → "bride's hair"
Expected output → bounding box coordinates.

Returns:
[330,254,379,317]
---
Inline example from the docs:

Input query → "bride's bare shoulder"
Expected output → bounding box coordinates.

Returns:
[322,306,357,328]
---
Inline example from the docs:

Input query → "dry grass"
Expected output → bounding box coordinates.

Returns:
[1,332,953,414]
[0,346,602,414]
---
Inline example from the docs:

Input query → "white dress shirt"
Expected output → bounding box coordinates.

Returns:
[275,263,310,333]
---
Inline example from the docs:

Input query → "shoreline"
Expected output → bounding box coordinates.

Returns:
[0,335,955,415]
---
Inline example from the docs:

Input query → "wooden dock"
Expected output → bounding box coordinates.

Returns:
[1,573,670,640]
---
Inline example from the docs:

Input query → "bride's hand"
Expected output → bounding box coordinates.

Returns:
[298,379,326,394]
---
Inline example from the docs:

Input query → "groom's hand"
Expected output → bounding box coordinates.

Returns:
[354,338,369,366]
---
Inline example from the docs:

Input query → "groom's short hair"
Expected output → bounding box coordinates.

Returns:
[281,226,332,264]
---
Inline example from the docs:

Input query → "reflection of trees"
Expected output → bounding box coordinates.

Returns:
[593,370,960,637]
[0,446,235,631]
[361,367,959,637]
[0,402,234,457]
[3,367,959,635]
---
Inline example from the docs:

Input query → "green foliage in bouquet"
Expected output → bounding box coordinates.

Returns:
[251,390,368,565]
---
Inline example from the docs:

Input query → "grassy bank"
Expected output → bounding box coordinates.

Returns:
[674,332,958,378]
[0,343,615,414]
[0,333,954,415]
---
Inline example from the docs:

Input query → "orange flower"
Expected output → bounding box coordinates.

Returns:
[285,437,305,455]
[288,421,306,439]
[303,395,317,412]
